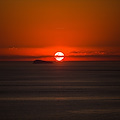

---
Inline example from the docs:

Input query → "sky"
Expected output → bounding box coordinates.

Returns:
[0,0,120,61]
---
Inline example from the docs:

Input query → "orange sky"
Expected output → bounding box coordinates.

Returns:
[0,0,120,61]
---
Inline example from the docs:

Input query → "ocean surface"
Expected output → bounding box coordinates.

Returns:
[0,61,120,120]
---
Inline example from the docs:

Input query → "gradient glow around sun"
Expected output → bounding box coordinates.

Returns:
[55,52,64,61]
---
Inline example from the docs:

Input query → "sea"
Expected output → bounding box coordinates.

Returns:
[0,61,120,120]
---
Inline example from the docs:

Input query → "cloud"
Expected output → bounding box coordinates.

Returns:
[68,55,120,58]
[1,54,120,59]
[70,50,120,56]
[0,55,52,59]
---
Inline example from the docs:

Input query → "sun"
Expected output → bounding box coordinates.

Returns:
[55,52,64,61]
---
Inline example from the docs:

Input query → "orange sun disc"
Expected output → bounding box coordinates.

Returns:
[55,52,64,61]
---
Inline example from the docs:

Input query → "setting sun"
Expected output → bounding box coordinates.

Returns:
[55,52,64,61]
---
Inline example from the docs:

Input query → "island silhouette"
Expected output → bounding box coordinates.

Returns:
[33,60,53,64]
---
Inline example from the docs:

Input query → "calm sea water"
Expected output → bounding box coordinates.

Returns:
[0,61,120,120]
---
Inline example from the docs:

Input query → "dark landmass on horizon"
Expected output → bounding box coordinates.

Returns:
[33,60,53,64]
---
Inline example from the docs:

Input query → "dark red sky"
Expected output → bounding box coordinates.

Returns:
[0,0,120,61]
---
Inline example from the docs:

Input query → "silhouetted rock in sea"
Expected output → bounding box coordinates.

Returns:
[33,60,53,64]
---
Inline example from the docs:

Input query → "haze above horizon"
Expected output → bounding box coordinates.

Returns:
[0,0,120,61]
